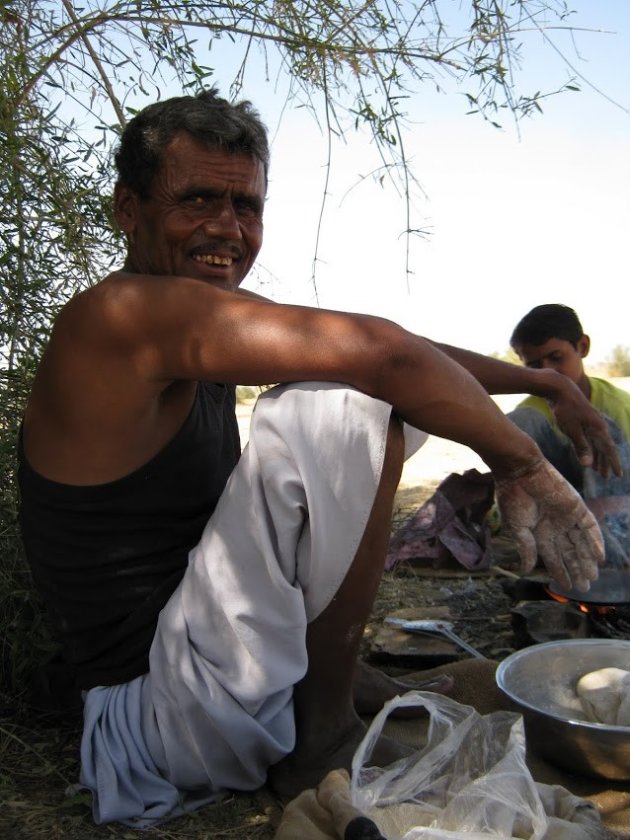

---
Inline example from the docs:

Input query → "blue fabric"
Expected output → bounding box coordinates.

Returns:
[80,678,222,827]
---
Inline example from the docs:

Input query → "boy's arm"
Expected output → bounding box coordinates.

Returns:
[432,341,622,479]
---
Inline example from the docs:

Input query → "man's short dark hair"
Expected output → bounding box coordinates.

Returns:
[510,304,585,350]
[114,87,270,198]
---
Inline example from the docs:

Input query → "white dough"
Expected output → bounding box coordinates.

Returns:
[576,667,630,726]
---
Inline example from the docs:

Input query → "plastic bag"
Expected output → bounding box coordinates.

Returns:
[350,691,548,840]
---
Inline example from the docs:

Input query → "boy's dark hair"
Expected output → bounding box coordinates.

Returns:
[510,304,584,350]
[114,87,270,198]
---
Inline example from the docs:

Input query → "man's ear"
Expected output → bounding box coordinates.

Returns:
[577,334,591,359]
[113,182,138,235]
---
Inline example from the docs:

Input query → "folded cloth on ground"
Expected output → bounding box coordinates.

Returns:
[385,470,495,572]
[274,769,606,840]
[275,769,386,840]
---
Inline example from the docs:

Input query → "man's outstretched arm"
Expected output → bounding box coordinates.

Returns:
[231,303,620,480]
[432,340,622,479]
[28,272,605,591]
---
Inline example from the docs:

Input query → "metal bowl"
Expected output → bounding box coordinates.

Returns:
[496,639,630,780]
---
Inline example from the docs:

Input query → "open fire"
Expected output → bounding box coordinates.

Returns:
[546,586,613,616]
[510,574,630,647]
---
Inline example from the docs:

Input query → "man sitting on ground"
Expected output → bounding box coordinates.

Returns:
[18,91,616,827]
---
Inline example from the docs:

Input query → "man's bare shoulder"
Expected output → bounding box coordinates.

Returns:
[54,271,225,357]
[24,272,205,483]
[57,271,169,331]
[52,272,138,346]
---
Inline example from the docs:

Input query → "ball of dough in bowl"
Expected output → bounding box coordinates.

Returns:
[577,667,630,726]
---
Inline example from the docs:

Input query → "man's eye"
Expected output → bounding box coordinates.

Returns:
[181,194,209,209]
[235,200,259,217]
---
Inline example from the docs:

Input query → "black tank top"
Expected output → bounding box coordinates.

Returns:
[18,383,240,689]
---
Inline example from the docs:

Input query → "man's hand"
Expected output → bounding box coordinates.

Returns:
[550,384,623,480]
[429,342,623,480]
[496,458,604,592]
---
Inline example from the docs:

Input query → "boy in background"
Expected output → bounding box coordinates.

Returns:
[509,304,630,565]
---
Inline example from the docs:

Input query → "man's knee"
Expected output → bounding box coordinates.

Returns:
[252,382,392,454]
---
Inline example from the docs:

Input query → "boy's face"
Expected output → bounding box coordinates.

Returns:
[515,336,589,386]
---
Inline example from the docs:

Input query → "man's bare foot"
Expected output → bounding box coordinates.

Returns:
[353,660,454,718]
[268,715,413,802]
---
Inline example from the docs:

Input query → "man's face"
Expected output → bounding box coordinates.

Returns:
[515,336,588,385]
[115,133,266,291]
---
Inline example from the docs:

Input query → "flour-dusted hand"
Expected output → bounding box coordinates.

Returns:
[495,458,604,592]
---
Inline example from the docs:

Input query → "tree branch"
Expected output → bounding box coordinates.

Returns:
[59,0,126,127]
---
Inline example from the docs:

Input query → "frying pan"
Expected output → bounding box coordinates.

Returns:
[548,566,630,606]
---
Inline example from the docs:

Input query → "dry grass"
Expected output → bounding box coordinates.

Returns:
[0,706,281,840]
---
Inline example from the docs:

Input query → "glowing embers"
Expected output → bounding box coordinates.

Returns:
[546,586,614,617]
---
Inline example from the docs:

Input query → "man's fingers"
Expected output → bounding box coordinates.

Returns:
[578,420,623,478]
[589,448,609,480]
[512,527,537,575]
[560,410,622,479]
[537,529,586,592]
[568,520,601,577]
[591,435,623,479]
[612,452,624,478]
[571,429,594,469]
[533,522,572,591]
[538,515,603,592]
[576,507,606,566]
[539,550,572,592]
[558,529,599,593]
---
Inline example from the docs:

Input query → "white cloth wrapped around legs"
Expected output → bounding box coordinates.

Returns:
[80,382,426,825]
